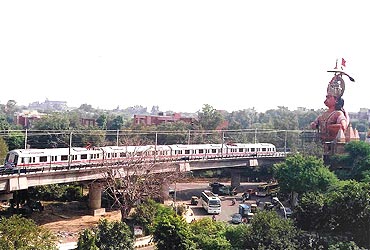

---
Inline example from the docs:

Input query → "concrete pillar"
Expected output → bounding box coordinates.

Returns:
[88,182,105,216]
[161,181,171,204]
[230,171,241,188]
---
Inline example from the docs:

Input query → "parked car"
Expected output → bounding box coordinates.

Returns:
[190,196,199,205]
[231,213,243,224]
[281,207,293,218]
[264,201,274,210]
[218,185,237,196]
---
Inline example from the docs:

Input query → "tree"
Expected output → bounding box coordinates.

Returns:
[326,181,370,248]
[197,104,223,130]
[156,121,191,145]
[296,181,370,248]
[30,113,71,148]
[4,131,25,150]
[0,114,12,130]
[245,210,300,250]
[225,108,259,129]
[224,223,251,249]
[96,114,108,129]
[332,141,370,181]
[131,199,161,235]
[0,136,8,163]
[0,215,57,250]
[189,217,231,250]
[153,214,196,250]
[294,191,328,231]
[264,106,299,130]
[77,218,134,250]
[102,147,183,221]
[273,154,339,202]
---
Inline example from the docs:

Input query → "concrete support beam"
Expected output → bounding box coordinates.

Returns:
[230,171,241,188]
[0,192,13,201]
[88,182,105,216]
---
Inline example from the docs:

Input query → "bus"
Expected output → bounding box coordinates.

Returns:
[255,182,279,197]
[200,190,222,214]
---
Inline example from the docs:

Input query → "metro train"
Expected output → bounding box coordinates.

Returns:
[2,143,276,173]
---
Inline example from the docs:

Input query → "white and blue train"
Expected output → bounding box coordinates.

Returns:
[2,143,276,173]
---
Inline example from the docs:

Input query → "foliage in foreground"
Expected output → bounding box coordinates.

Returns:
[77,218,134,250]
[296,180,370,248]
[190,217,231,250]
[0,215,57,250]
[153,214,196,250]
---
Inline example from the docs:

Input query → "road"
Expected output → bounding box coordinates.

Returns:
[137,180,271,249]
[173,181,269,223]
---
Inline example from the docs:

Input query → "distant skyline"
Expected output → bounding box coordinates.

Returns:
[1,1,369,113]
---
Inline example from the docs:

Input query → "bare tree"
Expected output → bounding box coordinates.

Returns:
[100,148,185,221]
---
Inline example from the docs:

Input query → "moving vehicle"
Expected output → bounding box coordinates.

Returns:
[200,190,221,214]
[241,192,250,202]
[2,143,277,174]
[256,182,279,197]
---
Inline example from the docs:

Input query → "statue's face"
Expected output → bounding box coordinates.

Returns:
[324,95,336,108]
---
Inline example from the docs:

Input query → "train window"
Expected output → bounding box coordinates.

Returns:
[239,148,243,152]
[81,154,88,160]
[61,155,68,161]
[185,150,190,154]
[40,156,47,162]
[199,149,204,153]
[251,148,255,152]
[212,149,216,153]
[262,148,266,152]
[107,153,111,158]
[120,152,126,157]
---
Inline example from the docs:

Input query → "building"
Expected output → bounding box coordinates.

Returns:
[80,118,96,127]
[28,99,68,111]
[133,113,196,126]
[14,110,45,128]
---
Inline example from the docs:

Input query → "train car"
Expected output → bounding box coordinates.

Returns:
[225,143,276,157]
[167,144,224,161]
[2,147,104,172]
[1,142,277,173]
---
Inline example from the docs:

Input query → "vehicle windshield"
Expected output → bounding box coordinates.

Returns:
[209,200,221,206]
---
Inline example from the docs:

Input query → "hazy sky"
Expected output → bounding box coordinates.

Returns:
[1,1,368,113]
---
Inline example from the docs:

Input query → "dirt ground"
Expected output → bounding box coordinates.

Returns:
[29,201,122,244]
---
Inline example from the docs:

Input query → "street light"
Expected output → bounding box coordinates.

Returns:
[272,197,287,219]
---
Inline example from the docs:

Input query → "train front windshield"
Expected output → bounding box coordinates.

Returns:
[4,152,17,168]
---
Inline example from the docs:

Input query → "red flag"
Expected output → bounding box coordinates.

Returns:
[341,58,346,68]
